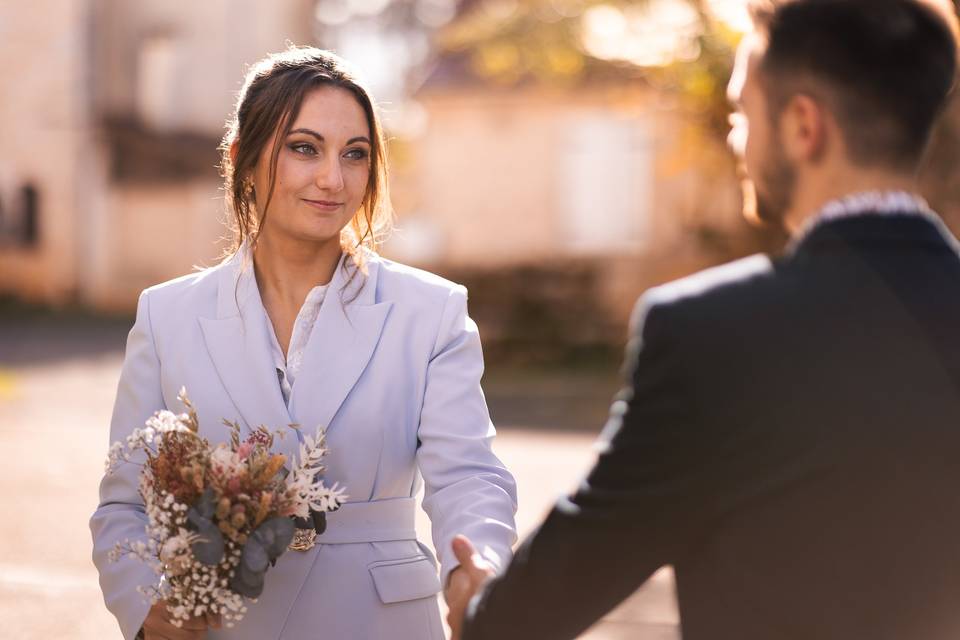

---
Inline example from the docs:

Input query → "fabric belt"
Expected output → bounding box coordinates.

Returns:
[317,497,418,544]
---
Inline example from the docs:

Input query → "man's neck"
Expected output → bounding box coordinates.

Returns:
[784,169,920,235]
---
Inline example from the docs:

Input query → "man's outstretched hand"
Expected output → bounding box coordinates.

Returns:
[445,535,495,640]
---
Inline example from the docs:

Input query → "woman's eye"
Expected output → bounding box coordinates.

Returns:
[344,148,369,161]
[289,142,317,156]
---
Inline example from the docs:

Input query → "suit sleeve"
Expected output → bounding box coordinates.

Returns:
[416,285,519,587]
[463,293,705,640]
[89,289,166,640]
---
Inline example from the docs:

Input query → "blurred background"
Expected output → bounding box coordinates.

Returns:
[1,0,959,638]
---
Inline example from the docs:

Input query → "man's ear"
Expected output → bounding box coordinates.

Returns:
[781,94,827,163]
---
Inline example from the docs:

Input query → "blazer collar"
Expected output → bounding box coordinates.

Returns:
[199,243,392,465]
[786,211,960,260]
[213,243,379,320]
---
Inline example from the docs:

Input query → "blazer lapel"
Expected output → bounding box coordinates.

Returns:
[199,249,294,449]
[288,254,393,447]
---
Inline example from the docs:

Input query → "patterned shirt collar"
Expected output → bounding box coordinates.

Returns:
[790,190,939,250]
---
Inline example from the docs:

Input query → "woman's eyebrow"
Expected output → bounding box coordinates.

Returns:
[288,128,371,146]
[289,127,323,140]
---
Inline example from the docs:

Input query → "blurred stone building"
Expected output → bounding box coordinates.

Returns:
[0,0,315,310]
[0,3,793,368]
[388,70,754,336]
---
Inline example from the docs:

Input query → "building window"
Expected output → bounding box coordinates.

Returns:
[20,184,39,247]
[136,33,179,132]
[558,114,652,254]
[0,183,40,248]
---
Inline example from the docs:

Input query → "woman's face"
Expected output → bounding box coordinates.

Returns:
[252,85,372,246]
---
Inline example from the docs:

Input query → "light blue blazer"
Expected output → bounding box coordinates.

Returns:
[89,248,518,639]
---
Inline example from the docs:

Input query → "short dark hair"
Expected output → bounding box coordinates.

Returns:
[748,0,959,170]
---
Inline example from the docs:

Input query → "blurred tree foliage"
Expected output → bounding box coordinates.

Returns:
[436,0,960,220]
[437,0,738,136]
[434,0,781,257]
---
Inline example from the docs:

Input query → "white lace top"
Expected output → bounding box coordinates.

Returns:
[265,284,330,407]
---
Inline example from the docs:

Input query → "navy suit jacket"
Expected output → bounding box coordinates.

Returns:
[464,213,960,640]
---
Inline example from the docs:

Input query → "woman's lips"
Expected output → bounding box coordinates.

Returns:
[303,199,344,212]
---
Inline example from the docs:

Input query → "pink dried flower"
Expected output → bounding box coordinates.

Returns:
[237,442,254,460]
[244,428,271,448]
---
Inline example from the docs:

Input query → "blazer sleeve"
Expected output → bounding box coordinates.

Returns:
[416,285,519,587]
[89,289,165,640]
[462,293,708,640]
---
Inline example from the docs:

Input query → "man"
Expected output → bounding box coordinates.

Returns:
[446,1,960,638]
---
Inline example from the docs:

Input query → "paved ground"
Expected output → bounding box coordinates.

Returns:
[0,319,679,639]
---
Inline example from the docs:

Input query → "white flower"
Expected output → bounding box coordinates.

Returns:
[296,429,329,475]
[309,482,348,513]
[105,442,125,473]
[209,444,245,481]
[160,529,196,577]
[146,410,191,434]
[283,426,347,516]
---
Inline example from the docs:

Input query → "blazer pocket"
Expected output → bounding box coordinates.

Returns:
[368,555,442,604]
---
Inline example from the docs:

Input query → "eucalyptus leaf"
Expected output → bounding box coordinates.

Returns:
[193,487,217,520]
[252,517,295,559]
[191,522,225,565]
[230,558,265,598]
[240,537,269,573]
[186,508,211,530]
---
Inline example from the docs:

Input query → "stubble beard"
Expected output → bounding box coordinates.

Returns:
[738,143,797,229]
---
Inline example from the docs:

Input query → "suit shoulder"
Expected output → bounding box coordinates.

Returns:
[140,261,223,311]
[630,255,778,335]
[627,254,778,348]
[373,256,466,303]
[644,254,775,311]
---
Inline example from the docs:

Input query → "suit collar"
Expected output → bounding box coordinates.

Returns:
[786,211,960,260]
[214,242,380,320]
[201,243,391,465]
[792,191,934,243]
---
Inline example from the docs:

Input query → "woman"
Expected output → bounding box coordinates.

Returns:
[90,47,518,640]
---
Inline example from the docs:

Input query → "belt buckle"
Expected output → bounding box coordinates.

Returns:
[289,527,317,551]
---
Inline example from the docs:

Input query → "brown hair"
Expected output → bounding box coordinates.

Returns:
[219,46,392,269]
[747,0,959,170]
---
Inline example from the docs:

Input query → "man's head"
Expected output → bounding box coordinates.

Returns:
[727,0,959,226]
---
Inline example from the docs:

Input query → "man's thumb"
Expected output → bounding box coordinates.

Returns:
[452,534,479,568]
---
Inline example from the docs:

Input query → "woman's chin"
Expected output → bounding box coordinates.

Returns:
[264,226,343,248]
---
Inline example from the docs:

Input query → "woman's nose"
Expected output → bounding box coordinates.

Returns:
[315,156,344,192]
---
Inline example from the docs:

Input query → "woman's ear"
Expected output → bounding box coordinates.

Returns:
[229,140,239,166]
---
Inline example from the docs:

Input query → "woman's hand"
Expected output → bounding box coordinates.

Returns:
[141,600,221,640]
